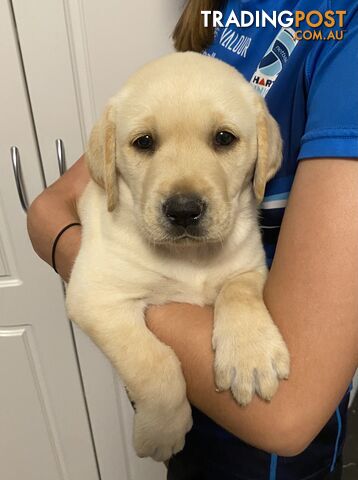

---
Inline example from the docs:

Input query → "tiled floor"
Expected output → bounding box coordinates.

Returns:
[342,394,358,479]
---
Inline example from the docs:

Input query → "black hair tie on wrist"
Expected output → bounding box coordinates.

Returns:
[51,222,81,274]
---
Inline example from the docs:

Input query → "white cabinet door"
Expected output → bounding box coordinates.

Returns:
[11,2,181,479]
[0,3,99,479]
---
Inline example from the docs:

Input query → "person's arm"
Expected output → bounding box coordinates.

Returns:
[27,155,90,282]
[146,158,358,456]
[27,155,358,456]
[27,155,89,282]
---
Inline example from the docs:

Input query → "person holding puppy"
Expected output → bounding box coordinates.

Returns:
[27,1,358,479]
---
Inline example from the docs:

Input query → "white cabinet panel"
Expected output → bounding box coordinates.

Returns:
[11,0,85,186]
[0,326,66,480]
[0,2,99,479]
[0,238,9,277]
[69,0,179,116]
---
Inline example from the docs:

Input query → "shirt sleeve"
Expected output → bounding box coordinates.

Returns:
[298,6,358,160]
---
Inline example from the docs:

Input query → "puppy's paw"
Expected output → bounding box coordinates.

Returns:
[133,398,192,462]
[213,311,290,406]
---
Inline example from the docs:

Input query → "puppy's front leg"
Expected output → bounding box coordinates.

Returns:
[213,269,290,406]
[66,296,192,461]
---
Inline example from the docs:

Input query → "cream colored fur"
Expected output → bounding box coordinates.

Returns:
[66,52,290,462]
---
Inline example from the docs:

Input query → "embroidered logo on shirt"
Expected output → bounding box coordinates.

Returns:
[250,27,299,97]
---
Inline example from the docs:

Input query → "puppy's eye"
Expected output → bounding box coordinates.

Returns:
[133,135,154,151]
[214,131,237,147]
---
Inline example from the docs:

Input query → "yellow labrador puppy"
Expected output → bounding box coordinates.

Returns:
[66,52,289,461]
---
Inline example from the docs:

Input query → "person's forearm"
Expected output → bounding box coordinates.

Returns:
[146,159,358,457]
[146,297,351,457]
[27,156,89,282]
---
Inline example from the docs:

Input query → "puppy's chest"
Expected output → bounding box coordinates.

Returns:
[99,232,252,306]
[143,263,228,307]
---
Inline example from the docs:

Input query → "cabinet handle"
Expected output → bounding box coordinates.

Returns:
[10,146,29,213]
[55,138,67,176]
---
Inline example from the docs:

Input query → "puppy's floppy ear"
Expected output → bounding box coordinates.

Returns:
[86,104,119,211]
[253,96,282,203]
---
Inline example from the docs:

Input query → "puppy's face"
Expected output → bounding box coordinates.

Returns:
[87,53,282,246]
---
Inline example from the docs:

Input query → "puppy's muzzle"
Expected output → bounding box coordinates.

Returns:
[163,194,207,228]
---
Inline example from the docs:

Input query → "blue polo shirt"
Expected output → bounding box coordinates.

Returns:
[168,1,358,478]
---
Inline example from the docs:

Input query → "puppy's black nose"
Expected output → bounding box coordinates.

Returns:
[163,194,206,227]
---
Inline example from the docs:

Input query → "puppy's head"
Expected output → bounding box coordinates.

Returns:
[86,52,282,245]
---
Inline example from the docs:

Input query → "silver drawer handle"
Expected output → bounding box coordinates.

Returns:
[55,138,67,176]
[10,146,29,213]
